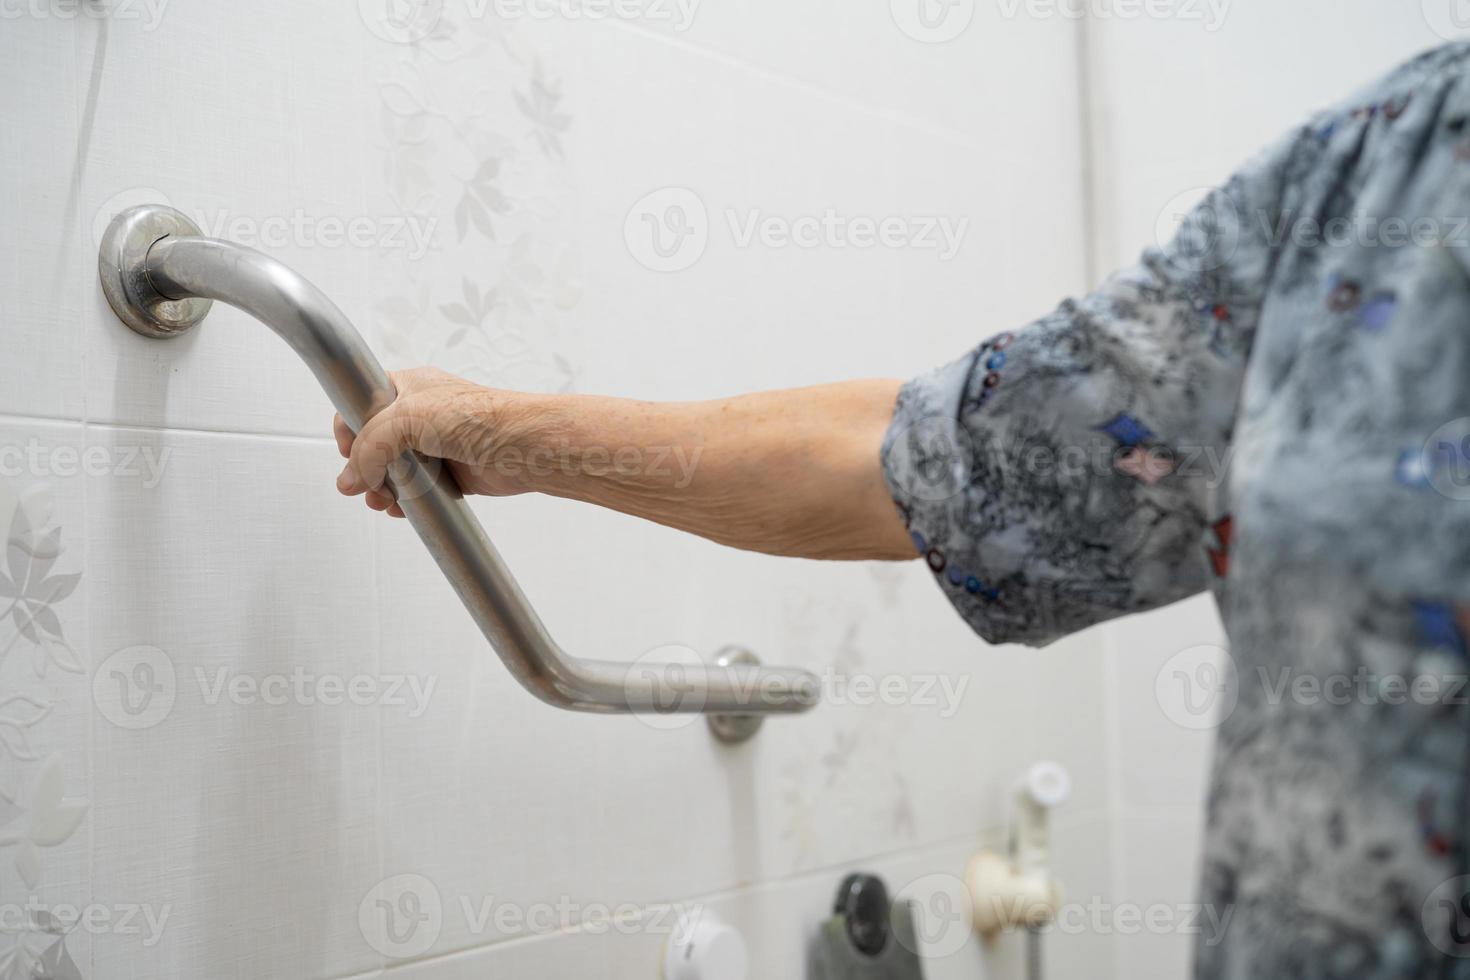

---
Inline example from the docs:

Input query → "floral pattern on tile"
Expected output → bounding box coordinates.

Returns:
[368,11,582,393]
[0,483,89,980]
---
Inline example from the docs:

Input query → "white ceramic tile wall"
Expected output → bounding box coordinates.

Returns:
[1,2,1107,979]
[0,19,85,421]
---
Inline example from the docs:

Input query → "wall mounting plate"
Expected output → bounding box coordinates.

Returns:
[98,204,212,339]
[706,647,765,744]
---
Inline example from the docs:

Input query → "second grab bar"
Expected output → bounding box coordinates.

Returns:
[98,204,820,741]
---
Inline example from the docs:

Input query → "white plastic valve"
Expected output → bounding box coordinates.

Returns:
[1023,760,1072,810]
[663,914,748,980]
[968,761,1071,937]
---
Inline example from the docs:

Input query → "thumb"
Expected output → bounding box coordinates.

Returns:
[337,396,435,496]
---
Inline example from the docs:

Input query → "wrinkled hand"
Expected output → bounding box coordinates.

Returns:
[334,367,532,518]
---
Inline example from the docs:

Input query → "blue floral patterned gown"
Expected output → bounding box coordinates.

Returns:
[882,43,1470,979]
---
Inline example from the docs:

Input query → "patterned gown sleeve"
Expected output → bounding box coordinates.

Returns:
[882,134,1303,647]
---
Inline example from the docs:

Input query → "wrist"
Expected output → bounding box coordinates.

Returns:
[472,389,569,495]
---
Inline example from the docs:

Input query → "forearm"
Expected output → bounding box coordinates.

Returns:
[494,380,914,560]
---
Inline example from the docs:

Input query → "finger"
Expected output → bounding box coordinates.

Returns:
[333,413,355,459]
[340,399,423,495]
[338,463,366,496]
[387,502,406,519]
[365,488,396,512]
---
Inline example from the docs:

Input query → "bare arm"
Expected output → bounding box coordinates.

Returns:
[333,368,915,562]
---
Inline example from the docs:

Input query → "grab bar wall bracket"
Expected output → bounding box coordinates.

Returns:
[98,203,215,339]
[99,204,820,743]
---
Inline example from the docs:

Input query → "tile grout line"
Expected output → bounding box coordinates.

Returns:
[360,22,391,976]
[70,17,102,980]
[316,829,1000,980]
[0,409,341,447]
[604,18,1016,158]
[1073,9,1103,289]
[438,829,991,976]
[1102,635,1128,980]
[1075,22,1130,980]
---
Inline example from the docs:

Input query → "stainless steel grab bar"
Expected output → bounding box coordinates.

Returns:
[98,204,820,742]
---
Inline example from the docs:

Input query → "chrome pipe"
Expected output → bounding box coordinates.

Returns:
[98,204,820,740]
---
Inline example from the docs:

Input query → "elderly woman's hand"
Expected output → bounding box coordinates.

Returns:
[332,368,915,561]
[334,367,542,516]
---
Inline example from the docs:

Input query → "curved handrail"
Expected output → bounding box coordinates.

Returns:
[98,205,820,739]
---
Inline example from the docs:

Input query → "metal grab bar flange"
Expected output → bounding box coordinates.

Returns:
[98,204,821,742]
[98,204,213,338]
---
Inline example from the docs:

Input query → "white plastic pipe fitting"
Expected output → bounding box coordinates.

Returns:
[968,761,1072,937]
[663,913,748,980]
